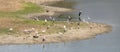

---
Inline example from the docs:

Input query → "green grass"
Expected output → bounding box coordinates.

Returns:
[16,2,44,14]
[0,1,89,35]
[13,19,54,25]
[0,28,17,35]
[0,2,44,18]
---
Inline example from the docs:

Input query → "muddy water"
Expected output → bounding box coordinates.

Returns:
[0,0,120,52]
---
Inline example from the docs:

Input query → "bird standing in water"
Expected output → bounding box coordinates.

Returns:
[78,11,82,21]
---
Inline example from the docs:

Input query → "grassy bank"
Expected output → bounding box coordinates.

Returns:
[0,1,45,35]
[0,0,112,45]
[0,2,44,18]
[0,0,76,35]
[0,16,89,35]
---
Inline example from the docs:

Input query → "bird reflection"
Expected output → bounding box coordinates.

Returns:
[42,44,45,52]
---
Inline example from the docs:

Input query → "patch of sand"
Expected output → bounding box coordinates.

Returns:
[0,0,22,12]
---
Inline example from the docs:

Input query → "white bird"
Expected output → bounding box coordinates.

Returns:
[31,28,35,31]
[35,31,39,36]
[64,25,67,30]
[87,16,91,20]
[63,25,66,29]
[63,25,67,32]
[44,19,47,22]
[42,30,46,33]
[35,16,39,21]
[83,19,89,24]
[24,29,28,32]
[24,29,33,34]
[82,19,86,22]
[24,29,30,34]
[58,32,63,35]
[9,28,13,31]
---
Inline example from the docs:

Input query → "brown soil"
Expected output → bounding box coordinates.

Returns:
[0,0,22,12]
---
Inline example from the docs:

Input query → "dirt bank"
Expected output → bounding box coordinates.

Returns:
[0,0,22,12]
[0,22,111,45]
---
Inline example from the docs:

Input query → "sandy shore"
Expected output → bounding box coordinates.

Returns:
[0,22,111,45]
[0,0,112,45]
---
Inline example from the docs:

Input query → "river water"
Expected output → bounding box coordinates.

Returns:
[0,0,120,52]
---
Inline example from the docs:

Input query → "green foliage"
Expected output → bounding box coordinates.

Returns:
[16,2,44,14]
